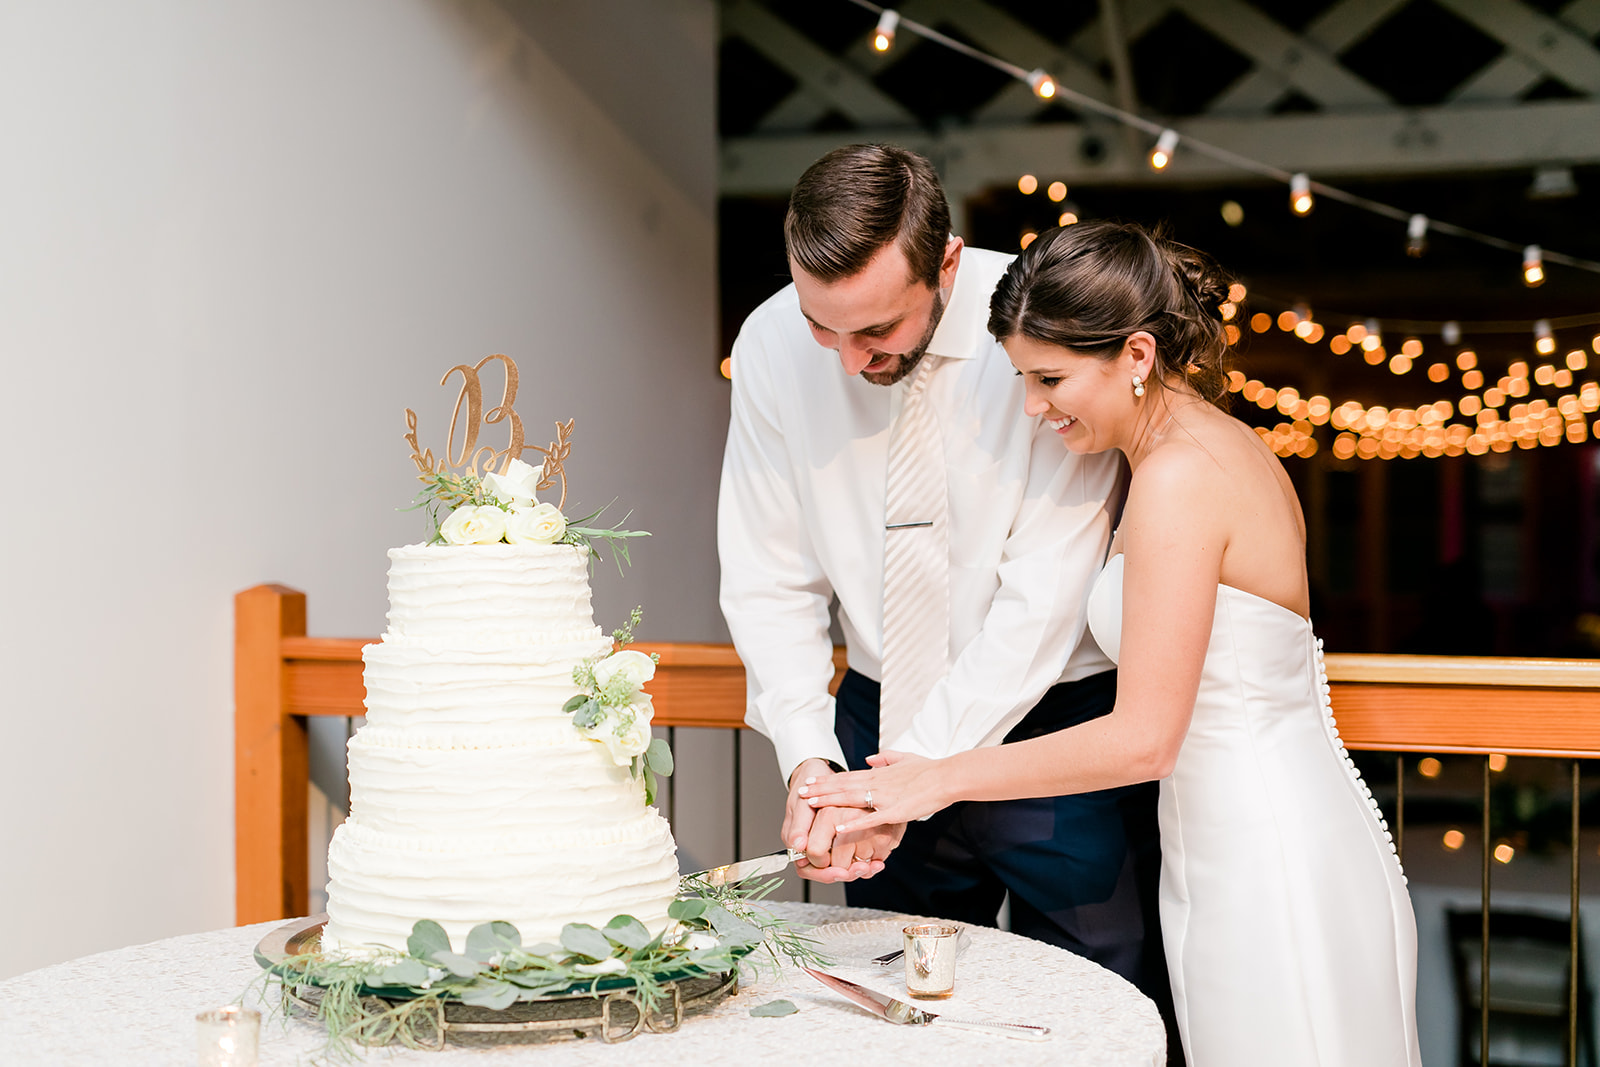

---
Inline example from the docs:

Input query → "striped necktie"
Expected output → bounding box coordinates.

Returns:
[878,355,951,749]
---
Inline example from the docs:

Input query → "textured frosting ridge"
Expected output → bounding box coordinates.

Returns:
[322,540,680,956]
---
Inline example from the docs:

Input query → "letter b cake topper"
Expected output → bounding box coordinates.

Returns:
[404,353,573,509]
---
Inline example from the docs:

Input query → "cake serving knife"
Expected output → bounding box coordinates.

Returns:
[804,968,1051,1041]
[682,848,804,887]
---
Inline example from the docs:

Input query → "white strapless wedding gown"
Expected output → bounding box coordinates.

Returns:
[1087,555,1422,1066]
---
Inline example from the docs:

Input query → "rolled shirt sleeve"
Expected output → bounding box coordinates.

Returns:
[887,427,1125,760]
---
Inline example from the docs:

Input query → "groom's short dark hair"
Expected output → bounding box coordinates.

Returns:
[785,144,950,289]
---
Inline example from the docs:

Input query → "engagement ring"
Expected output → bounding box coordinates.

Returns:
[865,789,876,811]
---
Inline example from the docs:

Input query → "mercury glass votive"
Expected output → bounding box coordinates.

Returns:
[903,924,960,999]
[196,1006,260,1067]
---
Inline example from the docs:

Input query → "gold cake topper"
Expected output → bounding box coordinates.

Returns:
[404,353,571,509]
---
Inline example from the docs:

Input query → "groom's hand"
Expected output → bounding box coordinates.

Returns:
[784,759,878,882]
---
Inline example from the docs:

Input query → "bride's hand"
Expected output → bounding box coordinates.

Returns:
[794,751,946,832]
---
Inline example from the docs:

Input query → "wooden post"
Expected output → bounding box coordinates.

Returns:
[235,584,310,924]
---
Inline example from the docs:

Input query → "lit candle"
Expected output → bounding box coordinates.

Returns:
[196,1006,259,1067]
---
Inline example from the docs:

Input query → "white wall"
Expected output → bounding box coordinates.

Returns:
[0,0,725,980]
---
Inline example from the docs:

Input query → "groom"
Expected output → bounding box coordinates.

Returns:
[718,144,1176,1045]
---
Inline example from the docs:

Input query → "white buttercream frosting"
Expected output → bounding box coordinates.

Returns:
[321,539,681,956]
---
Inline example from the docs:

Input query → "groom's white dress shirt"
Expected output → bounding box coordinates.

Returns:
[718,246,1125,784]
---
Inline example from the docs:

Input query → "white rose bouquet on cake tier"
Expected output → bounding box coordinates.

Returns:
[565,611,673,801]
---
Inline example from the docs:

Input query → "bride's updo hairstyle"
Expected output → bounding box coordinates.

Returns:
[988,219,1234,404]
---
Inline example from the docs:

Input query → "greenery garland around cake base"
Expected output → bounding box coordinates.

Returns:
[254,875,826,1059]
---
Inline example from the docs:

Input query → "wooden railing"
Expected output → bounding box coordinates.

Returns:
[236,583,1600,1065]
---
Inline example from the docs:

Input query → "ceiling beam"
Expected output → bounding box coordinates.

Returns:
[1207,0,1409,114]
[720,98,1600,198]
[1435,0,1600,95]
[1174,0,1392,108]
[721,0,917,127]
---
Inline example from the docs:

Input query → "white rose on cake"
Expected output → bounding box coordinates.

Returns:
[506,502,567,545]
[593,649,656,690]
[481,457,543,507]
[584,708,653,766]
[439,505,508,545]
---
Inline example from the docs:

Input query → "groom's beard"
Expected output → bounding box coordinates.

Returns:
[860,291,947,387]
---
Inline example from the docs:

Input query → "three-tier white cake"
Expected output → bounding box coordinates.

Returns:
[321,540,681,955]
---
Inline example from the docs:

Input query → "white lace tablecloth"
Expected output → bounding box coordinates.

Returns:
[0,903,1163,1065]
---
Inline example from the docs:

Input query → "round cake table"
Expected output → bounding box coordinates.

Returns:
[0,903,1164,1065]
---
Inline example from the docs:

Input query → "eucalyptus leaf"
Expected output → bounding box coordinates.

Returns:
[750,999,799,1017]
[705,904,765,947]
[407,919,451,961]
[644,766,658,806]
[465,920,522,962]
[432,950,485,978]
[457,980,519,1010]
[668,898,709,922]
[572,701,604,729]
[560,923,615,961]
[376,958,432,988]
[602,916,651,950]
[562,694,589,713]
[646,737,674,777]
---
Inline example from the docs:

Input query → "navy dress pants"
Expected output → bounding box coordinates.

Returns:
[833,668,1183,1065]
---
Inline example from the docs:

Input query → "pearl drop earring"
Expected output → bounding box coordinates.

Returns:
[1132,374,1146,398]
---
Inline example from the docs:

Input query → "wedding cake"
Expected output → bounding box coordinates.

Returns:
[320,473,680,955]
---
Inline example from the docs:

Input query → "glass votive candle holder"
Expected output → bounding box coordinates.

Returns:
[196,1005,260,1067]
[903,923,960,999]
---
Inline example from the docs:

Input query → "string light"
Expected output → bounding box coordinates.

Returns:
[1406,214,1428,257]
[1017,174,1038,195]
[1524,244,1545,287]
[1570,350,1589,371]
[1047,181,1067,202]
[1535,319,1556,355]
[1290,173,1313,216]
[1150,128,1178,171]
[1442,321,1461,346]
[871,9,899,52]
[1058,210,1079,226]
[835,0,1600,283]
[1361,319,1383,352]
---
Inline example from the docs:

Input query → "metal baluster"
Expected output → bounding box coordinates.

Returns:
[666,726,677,827]
[732,729,742,861]
[1572,760,1581,1067]
[1483,754,1492,1067]
[1396,755,1405,865]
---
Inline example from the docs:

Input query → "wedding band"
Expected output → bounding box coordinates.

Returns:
[865,789,876,811]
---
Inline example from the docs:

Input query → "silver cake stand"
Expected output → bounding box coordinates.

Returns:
[255,915,742,1048]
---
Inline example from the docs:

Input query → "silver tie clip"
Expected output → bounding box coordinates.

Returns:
[885,520,934,530]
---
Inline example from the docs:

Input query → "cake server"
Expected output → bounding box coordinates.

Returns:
[803,968,1051,1041]
[683,848,804,887]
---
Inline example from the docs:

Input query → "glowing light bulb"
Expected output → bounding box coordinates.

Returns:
[1047,181,1067,202]
[1535,319,1555,356]
[1569,350,1588,371]
[1220,200,1244,227]
[1524,244,1545,287]
[1406,213,1427,257]
[720,357,733,379]
[1228,283,1247,303]
[1020,231,1037,249]
[872,9,899,51]
[1456,349,1477,371]
[1289,173,1313,215]
[1027,68,1056,99]
[1058,211,1078,226]
[1017,174,1038,195]
[1442,321,1461,346]
[1150,128,1178,170]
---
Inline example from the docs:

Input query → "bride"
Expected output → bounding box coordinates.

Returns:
[798,220,1422,1066]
